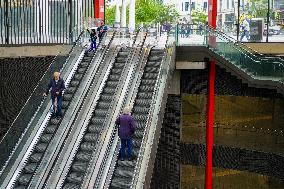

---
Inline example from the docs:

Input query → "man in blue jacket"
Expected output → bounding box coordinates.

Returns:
[43,72,66,118]
[115,106,136,161]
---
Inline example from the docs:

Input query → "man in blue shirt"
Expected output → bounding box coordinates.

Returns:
[43,72,66,118]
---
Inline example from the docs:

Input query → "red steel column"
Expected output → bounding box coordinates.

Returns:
[206,0,217,189]
[94,0,105,20]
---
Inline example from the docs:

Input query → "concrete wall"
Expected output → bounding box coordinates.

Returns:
[0,45,71,58]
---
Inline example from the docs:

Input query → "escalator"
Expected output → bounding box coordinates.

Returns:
[109,48,165,189]
[62,47,132,189]
[12,50,100,189]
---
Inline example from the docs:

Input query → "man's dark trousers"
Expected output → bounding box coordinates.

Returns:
[120,138,133,159]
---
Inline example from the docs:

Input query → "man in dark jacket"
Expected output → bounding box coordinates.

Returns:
[97,20,108,43]
[43,72,66,118]
[115,106,136,161]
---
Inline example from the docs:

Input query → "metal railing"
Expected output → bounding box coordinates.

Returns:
[0,0,94,44]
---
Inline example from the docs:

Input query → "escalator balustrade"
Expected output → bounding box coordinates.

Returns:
[109,48,165,189]
[62,48,131,189]
[13,51,97,189]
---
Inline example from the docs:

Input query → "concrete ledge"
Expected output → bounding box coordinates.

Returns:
[0,45,71,57]
[176,61,206,69]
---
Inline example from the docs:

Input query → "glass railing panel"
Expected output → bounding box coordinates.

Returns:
[175,24,207,46]
[207,29,284,80]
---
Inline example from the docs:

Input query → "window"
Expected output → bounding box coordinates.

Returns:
[182,2,184,11]
[219,0,222,11]
[204,2,208,11]
[191,2,195,10]
[185,2,190,12]
[227,0,229,9]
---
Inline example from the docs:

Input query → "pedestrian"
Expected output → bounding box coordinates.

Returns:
[240,17,250,42]
[97,20,108,43]
[115,106,136,161]
[43,72,66,118]
[86,28,97,53]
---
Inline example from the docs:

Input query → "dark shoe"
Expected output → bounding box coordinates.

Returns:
[120,158,124,161]
[128,156,134,161]
[51,114,56,118]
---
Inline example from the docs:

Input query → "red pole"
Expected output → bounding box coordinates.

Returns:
[206,0,217,188]
[94,0,105,20]
[205,60,215,189]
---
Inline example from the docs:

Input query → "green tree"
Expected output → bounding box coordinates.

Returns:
[105,0,179,26]
[191,9,207,24]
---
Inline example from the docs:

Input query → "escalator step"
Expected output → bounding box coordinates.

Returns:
[139,86,155,92]
[132,107,149,114]
[118,52,129,57]
[133,130,144,138]
[75,152,92,162]
[117,160,136,168]
[97,102,111,109]
[17,174,32,186]
[62,183,80,189]
[45,125,57,134]
[146,61,161,67]
[30,153,43,163]
[40,134,53,143]
[80,62,89,68]
[80,142,96,151]
[116,57,127,63]
[65,87,77,94]
[150,50,164,56]
[74,73,83,81]
[148,56,163,61]
[106,81,119,88]
[94,109,108,117]
[71,161,89,172]
[70,81,80,87]
[132,139,142,147]
[140,79,156,85]
[111,68,123,74]
[14,186,26,189]
[91,118,104,125]
[62,101,70,109]
[24,163,38,174]
[109,75,120,81]
[113,62,125,69]
[35,143,48,153]
[88,124,103,133]
[110,177,132,188]
[84,133,99,142]
[145,67,159,73]
[136,92,153,99]
[50,118,60,125]
[135,99,151,107]
[133,115,147,122]
[143,73,158,79]
[77,68,86,74]
[100,94,113,102]
[103,87,116,94]
[113,169,134,178]
[65,172,84,184]
[135,123,145,130]
[64,94,73,101]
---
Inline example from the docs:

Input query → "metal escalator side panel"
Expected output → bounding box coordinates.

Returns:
[0,49,85,189]
[132,45,176,189]
[43,45,122,189]
[81,32,150,189]
[98,46,153,189]
[27,33,117,189]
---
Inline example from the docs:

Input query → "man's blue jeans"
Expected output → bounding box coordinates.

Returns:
[120,138,133,159]
[51,95,63,116]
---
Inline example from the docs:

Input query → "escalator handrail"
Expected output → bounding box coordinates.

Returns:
[131,33,175,188]
[0,28,85,174]
[208,26,284,63]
